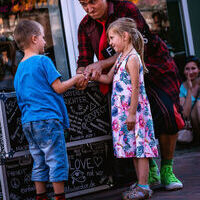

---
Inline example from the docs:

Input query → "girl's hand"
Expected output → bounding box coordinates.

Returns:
[125,114,136,131]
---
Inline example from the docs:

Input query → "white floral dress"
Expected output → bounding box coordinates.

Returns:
[111,52,158,158]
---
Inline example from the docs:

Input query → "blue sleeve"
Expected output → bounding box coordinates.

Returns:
[179,84,186,98]
[41,56,61,85]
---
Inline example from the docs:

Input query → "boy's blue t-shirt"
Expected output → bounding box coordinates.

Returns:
[14,55,70,128]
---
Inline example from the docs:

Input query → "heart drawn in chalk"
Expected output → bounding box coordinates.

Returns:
[93,156,103,167]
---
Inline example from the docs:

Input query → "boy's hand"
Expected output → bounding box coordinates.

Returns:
[76,73,85,80]
[125,114,136,131]
[75,74,88,90]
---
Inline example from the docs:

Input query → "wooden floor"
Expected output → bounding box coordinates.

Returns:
[72,145,200,200]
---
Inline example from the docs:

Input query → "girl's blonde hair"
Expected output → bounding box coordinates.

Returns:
[107,17,148,73]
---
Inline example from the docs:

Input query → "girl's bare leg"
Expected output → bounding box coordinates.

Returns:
[133,158,139,180]
[137,158,149,185]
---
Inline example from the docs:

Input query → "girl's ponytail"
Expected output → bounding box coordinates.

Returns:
[132,29,148,74]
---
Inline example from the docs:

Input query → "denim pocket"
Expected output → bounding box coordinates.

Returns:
[34,119,63,148]
[32,120,52,148]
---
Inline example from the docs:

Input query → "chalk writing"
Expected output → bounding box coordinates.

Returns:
[1,93,29,153]
[93,156,103,167]
[90,102,97,111]
[71,170,86,184]
[70,104,89,115]
[3,142,109,199]
[10,178,20,189]
[67,142,109,193]
[86,92,100,106]
[64,89,84,97]
[64,84,111,142]
[65,96,87,106]
[96,118,110,127]
[90,122,107,134]
[84,105,107,123]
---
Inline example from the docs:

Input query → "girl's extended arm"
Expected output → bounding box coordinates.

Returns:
[98,65,115,84]
[125,55,140,130]
[83,53,119,81]
[51,74,85,94]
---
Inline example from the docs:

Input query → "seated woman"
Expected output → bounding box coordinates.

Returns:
[179,56,200,144]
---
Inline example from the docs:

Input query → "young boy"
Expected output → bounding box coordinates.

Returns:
[14,20,85,200]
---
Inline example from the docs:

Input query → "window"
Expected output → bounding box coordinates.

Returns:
[0,0,70,92]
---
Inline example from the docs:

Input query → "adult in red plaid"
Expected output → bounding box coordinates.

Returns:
[77,0,184,192]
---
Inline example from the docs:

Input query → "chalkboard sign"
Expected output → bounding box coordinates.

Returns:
[0,92,28,155]
[0,83,111,155]
[64,83,111,142]
[67,141,109,194]
[4,155,34,200]
[2,141,110,200]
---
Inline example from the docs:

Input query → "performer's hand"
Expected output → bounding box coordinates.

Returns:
[84,61,103,81]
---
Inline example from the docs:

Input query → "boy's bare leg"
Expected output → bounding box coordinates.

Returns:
[35,181,46,194]
[52,181,65,194]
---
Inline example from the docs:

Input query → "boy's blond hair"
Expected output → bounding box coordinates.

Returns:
[14,20,42,50]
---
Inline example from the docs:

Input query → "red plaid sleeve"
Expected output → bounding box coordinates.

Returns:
[77,17,94,68]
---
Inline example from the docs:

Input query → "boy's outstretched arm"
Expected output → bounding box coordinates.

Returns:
[98,65,115,84]
[52,74,85,94]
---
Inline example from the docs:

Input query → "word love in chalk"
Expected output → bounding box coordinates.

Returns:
[70,156,103,170]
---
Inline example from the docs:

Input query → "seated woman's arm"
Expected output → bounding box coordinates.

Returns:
[180,83,193,119]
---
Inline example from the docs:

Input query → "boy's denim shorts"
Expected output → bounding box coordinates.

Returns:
[22,119,69,182]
